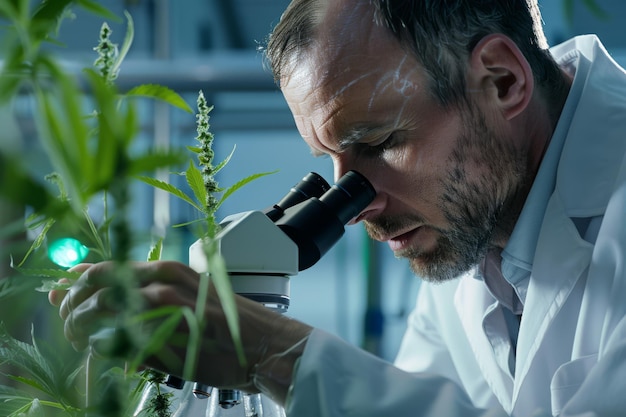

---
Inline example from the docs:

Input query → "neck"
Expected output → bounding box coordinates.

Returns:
[492,71,573,250]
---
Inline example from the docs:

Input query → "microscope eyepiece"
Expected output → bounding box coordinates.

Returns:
[273,170,376,270]
[264,172,331,222]
[319,171,376,225]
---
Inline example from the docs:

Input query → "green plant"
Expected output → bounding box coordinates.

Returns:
[562,0,610,24]
[0,2,272,416]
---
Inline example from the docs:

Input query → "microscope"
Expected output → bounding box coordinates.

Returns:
[134,170,375,416]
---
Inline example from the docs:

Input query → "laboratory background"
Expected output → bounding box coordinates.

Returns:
[3,0,626,363]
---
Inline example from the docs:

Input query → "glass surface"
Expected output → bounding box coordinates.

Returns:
[205,389,286,417]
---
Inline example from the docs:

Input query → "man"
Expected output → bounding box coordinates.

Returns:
[50,0,626,415]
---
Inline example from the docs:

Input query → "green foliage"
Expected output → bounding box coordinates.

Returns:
[2,4,189,273]
[137,93,277,373]
[562,0,610,25]
[1,2,195,416]
[0,1,276,416]
[0,324,84,416]
[126,84,193,114]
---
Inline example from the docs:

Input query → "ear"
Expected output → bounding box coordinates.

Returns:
[467,34,534,120]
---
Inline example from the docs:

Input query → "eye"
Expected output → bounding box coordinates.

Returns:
[361,133,400,156]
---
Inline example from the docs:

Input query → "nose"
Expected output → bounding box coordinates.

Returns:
[347,189,385,225]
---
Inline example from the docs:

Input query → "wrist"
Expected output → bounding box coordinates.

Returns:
[249,316,312,405]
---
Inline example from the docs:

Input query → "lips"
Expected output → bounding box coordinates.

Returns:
[385,228,420,252]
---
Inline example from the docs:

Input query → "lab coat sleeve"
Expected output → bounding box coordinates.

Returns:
[284,328,509,417]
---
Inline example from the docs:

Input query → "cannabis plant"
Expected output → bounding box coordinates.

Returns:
[0,2,268,416]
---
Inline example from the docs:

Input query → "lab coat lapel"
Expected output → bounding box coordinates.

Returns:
[512,193,593,404]
[515,36,622,399]
[453,204,592,413]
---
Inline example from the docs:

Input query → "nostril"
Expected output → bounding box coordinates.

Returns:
[349,191,385,225]
[348,212,366,225]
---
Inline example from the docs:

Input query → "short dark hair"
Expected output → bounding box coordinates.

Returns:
[266,0,564,109]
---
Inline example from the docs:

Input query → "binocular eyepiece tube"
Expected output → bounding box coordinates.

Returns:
[274,170,376,270]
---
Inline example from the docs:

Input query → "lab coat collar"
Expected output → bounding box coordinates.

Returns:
[551,35,626,216]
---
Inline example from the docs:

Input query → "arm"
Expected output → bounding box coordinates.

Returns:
[49,261,507,416]
[49,260,311,404]
[286,328,509,417]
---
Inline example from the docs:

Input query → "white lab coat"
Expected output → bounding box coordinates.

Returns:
[285,35,626,417]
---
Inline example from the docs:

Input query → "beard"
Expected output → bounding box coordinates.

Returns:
[365,105,529,283]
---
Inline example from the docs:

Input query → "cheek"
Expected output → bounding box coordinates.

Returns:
[378,143,449,213]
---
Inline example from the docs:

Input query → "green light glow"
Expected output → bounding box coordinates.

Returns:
[48,238,89,268]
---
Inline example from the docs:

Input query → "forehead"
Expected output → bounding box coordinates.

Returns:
[281,3,428,139]
[311,1,415,91]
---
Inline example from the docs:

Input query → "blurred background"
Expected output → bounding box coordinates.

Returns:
[3,0,626,362]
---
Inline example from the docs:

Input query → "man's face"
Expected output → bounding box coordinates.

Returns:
[281,5,528,282]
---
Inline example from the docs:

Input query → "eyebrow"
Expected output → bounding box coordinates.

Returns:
[308,124,390,158]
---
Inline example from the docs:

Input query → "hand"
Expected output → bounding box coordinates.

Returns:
[48,260,312,403]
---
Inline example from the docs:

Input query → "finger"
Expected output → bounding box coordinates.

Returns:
[69,263,94,274]
[48,278,70,306]
[136,261,202,290]
[64,287,119,350]
[59,262,117,320]
[48,264,93,307]
[140,279,203,309]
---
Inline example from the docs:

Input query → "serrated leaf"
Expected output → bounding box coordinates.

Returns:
[185,160,207,213]
[76,0,120,20]
[212,145,236,174]
[125,84,193,113]
[35,279,73,292]
[146,238,163,261]
[172,218,204,228]
[0,325,56,399]
[31,0,72,23]
[15,218,55,268]
[13,267,82,281]
[186,145,201,154]
[128,150,186,176]
[217,171,277,208]
[0,386,33,417]
[5,376,47,394]
[582,0,609,19]
[36,57,91,210]
[109,10,133,78]
[0,275,38,300]
[136,175,201,211]
[83,68,122,190]
[0,383,33,401]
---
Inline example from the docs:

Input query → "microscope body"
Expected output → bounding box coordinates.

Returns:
[135,171,376,416]
[183,211,299,416]
[189,210,299,312]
